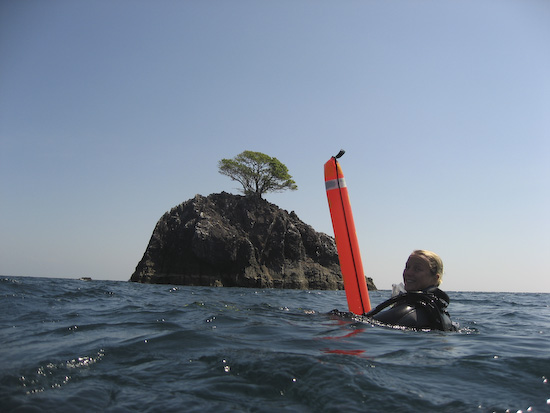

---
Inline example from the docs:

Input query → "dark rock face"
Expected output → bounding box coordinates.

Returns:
[130,192,377,291]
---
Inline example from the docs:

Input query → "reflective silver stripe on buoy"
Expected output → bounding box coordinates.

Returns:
[325,178,346,191]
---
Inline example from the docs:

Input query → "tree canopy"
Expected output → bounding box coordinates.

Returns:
[218,151,298,198]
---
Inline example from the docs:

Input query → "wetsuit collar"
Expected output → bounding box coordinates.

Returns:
[423,286,450,307]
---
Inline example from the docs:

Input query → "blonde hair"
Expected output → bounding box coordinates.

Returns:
[411,250,444,286]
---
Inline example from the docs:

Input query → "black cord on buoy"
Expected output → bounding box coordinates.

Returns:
[335,149,345,159]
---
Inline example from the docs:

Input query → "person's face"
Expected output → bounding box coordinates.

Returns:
[403,254,439,291]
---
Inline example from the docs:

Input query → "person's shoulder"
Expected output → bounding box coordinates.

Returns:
[424,286,450,304]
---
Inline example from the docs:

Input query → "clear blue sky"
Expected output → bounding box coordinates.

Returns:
[1,0,549,292]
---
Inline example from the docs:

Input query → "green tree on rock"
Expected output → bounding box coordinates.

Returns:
[218,150,298,198]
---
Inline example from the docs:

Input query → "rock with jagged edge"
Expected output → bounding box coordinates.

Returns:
[130,192,377,291]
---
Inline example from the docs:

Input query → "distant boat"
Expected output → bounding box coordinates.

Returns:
[79,277,92,281]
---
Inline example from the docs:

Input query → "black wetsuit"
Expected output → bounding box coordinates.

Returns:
[365,287,456,331]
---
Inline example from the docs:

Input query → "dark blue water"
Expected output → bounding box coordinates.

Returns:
[1,276,549,412]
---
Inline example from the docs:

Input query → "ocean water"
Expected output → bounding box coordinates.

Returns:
[1,276,549,413]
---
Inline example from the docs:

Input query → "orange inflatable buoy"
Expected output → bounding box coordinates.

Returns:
[324,150,371,314]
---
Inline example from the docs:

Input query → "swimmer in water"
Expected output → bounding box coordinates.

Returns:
[366,250,456,331]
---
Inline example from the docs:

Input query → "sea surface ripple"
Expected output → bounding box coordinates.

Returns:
[1,276,549,412]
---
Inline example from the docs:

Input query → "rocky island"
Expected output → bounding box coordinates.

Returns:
[130,192,376,291]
